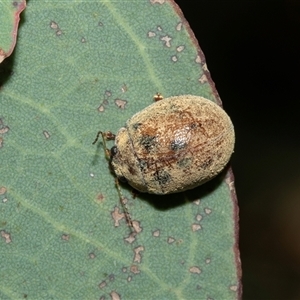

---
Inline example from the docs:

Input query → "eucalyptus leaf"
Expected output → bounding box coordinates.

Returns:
[0,1,241,299]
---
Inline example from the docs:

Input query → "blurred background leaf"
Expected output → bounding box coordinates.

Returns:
[0,0,26,63]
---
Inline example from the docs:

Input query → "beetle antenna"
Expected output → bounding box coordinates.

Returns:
[115,178,135,232]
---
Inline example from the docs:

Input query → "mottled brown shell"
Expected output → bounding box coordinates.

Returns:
[111,95,235,194]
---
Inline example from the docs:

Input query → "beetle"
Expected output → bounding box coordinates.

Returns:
[93,94,235,195]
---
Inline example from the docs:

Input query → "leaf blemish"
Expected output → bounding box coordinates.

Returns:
[192,224,201,232]
[152,229,160,237]
[167,237,175,244]
[50,21,58,30]
[110,291,121,300]
[0,186,7,195]
[130,264,140,274]
[189,266,201,274]
[176,45,185,52]
[1,230,12,243]
[176,22,183,31]
[111,206,125,227]
[149,0,165,4]
[147,31,156,38]
[204,208,212,215]
[171,55,178,62]
[61,234,70,241]
[96,193,105,203]
[133,245,144,263]
[124,231,137,244]
[43,130,50,139]
[114,98,127,110]
[161,35,172,47]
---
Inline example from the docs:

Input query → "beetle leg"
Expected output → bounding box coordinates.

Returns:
[115,178,135,232]
[92,131,116,160]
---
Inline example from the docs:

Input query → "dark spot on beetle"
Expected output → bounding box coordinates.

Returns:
[170,139,187,151]
[128,166,137,175]
[140,135,157,152]
[200,158,213,169]
[132,123,142,130]
[177,157,192,168]
[190,123,197,129]
[154,170,171,185]
[117,175,127,183]
[110,146,118,159]
[138,159,148,171]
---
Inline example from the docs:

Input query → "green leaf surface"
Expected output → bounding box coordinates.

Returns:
[0,1,241,299]
[0,0,26,63]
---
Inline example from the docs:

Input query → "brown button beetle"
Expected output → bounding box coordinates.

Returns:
[93,95,235,195]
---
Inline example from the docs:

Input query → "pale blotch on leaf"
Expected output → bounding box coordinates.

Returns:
[111,206,124,227]
[176,22,183,31]
[98,281,106,289]
[149,0,165,4]
[192,224,201,232]
[43,130,50,139]
[189,266,201,274]
[49,21,63,36]
[147,31,156,38]
[204,208,212,215]
[195,55,202,64]
[176,45,185,52]
[1,230,12,243]
[89,253,96,259]
[226,176,235,191]
[61,234,70,241]
[124,232,136,244]
[171,55,178,62]
[133,246,144,263]
[130,265,140,274]
[230,285,238,292]
[199,74,208,84]
[0,186,7,195]
[98,105,105,112]
[193,199,201,205]
[205,258,211,264]
[196,214,202,222]
[132,220,142,233]
[127,276,132,282]
[152,229,160,237]
[167,237,175,244]
[110,291,121,300]
[202,63,208,72]
[0,126,9,134]
[121,84,128,93]
[161,35,172,47]
[50,21,58,30]
[115,98,127,110]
